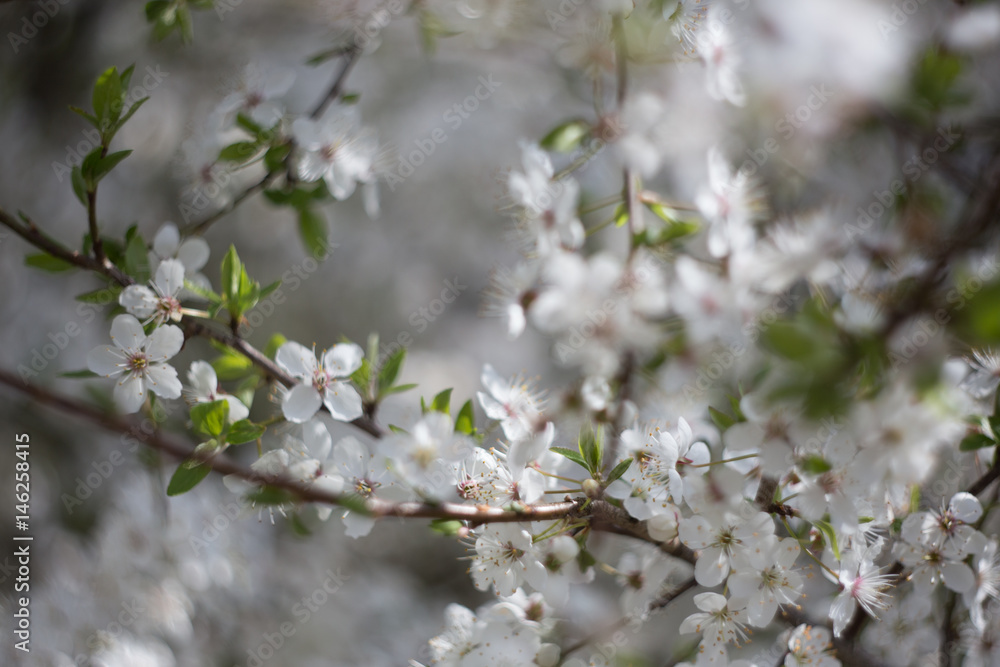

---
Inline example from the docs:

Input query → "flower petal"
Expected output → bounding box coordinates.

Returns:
[113,373,147,413]
[88,345,126,377]
[950,492,983,523]
[276,341,317,378]
[145,325,184,362]
[152,223,180,258]
[187,360,218,398]
[322,343,363,377]
[323,382,363,422]
[177,238,210,272]
[119,285,157,318]
[110,314,146,350]
[283,384,322,423]
[156,258,186,296]
[146,363,182,399]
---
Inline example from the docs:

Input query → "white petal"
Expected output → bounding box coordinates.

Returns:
[942,562,975,593]
[323,343,363,377]
[694,546,730,587]
[302,419,333,461]
[119,285,157,318]
[145,325,184,362]
[110,314,146,350]
[113,374,147,413]
[950,492,983,523]
[693,592,728,613]
[156,259,186,295]
[153,223,180,258]
[87,345,126,377]
[146,363,182,399]
[223,395,250,423]
[187,360,218,397]
[282,384,322,423]
[177,238,210,272]
[276,341,317,378]
[323,382,364,422]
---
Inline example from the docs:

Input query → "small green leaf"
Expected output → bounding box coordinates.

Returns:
[576,547,597,572]
[551,446,588,470]
[211,350,255,381]
[123,233,150,283]
[25,253,74,272]
[264,143,292,172]
[71,166,88,206]
[388,424,409,434]
[221,245,241,303]
[92,66,124,131]
[228,419,266,445]
[167,458,212,496]
[799,454,832,475]
[248,485,295,506]
[218,141,260,163]
[382,383,417,396]
[455,399,475,435]
[539,119,591,153]
[708,406,735,432]
[578,422,603,474]
[614,203,629,227]
[191,399,229,438]
[430,388,452,415]
[960,433,996,452]
[377,348,406,394]
[264,333,287,360]
[813,519,840,560]
[605,458,633,485]
[297,207,329,259]
[183,278,222,304]
[338,493,373,516]
[75,286,116,304]
[429,518,464,536]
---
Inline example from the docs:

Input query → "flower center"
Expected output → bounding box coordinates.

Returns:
[354,477,378,498]
[127,352,149,375]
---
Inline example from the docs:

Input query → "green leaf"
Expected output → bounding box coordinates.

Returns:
[551,446,588,470]
[576,547,597,572]
[218,141,260,163]
[382,383,417,396]
[221,245,241,303]
[85,150,132,185]
[799,454,832,475]
[429,518,464,536]
[212,349,255,381]
[69,105,100,129]
[166,459,212,496]
[248,486,295,506]
[182,278,222,304]
[297,207,329,259]
[377,348,406,394]
[264,143,292,172]
[145,0,171,22]
[123,233,150,283]
[430,388,452,415]
[60,369,98,379]
[191,399,229,438]
[605,458,633,485]
[708,406,735,432]
[75,286,116,304]
[351,358,372,394]
[92,66,124,131]
[114,96,149,133]
[539,119,591,153]
[71,166,88,206]
[960,433,996,452]
[614,203,629,227]
[388,424,409,434]
[228,419,265,445]
[264,333,287,360]
[25,253,74,272]
[762,321,817,362]
[234,376,259,410]
[578,422,603,474]
[455,399,475,435]
[813,519,840,560]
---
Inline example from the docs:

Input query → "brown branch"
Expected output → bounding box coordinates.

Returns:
[310,46,361,120]
[968,455,1000,496]
[0,206,385,438]
[0,368,575,522]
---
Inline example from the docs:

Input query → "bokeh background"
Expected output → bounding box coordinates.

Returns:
[1,0,997,665]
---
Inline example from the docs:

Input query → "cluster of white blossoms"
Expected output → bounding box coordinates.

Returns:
[33,0,1000,665]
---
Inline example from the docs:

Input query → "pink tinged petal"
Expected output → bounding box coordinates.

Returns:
[187,360,218,397]
[145,325,184,362]
[88,345,127,377]
[276,341,317,378]
[942,562,975,593]
[114,374,147,414]
[322,382,363,422]
[323,343,363,377]
[146,363,182,399]
[950,492,983,523]
[110,314,146,350]
[156,259,186,295]
[283,384,322,423]
[176,238,210,272]
[477,392,509,421]
[223,395,250,422]
[695,546,730,587]
[120,285,157,318]
[152,224,180,257]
